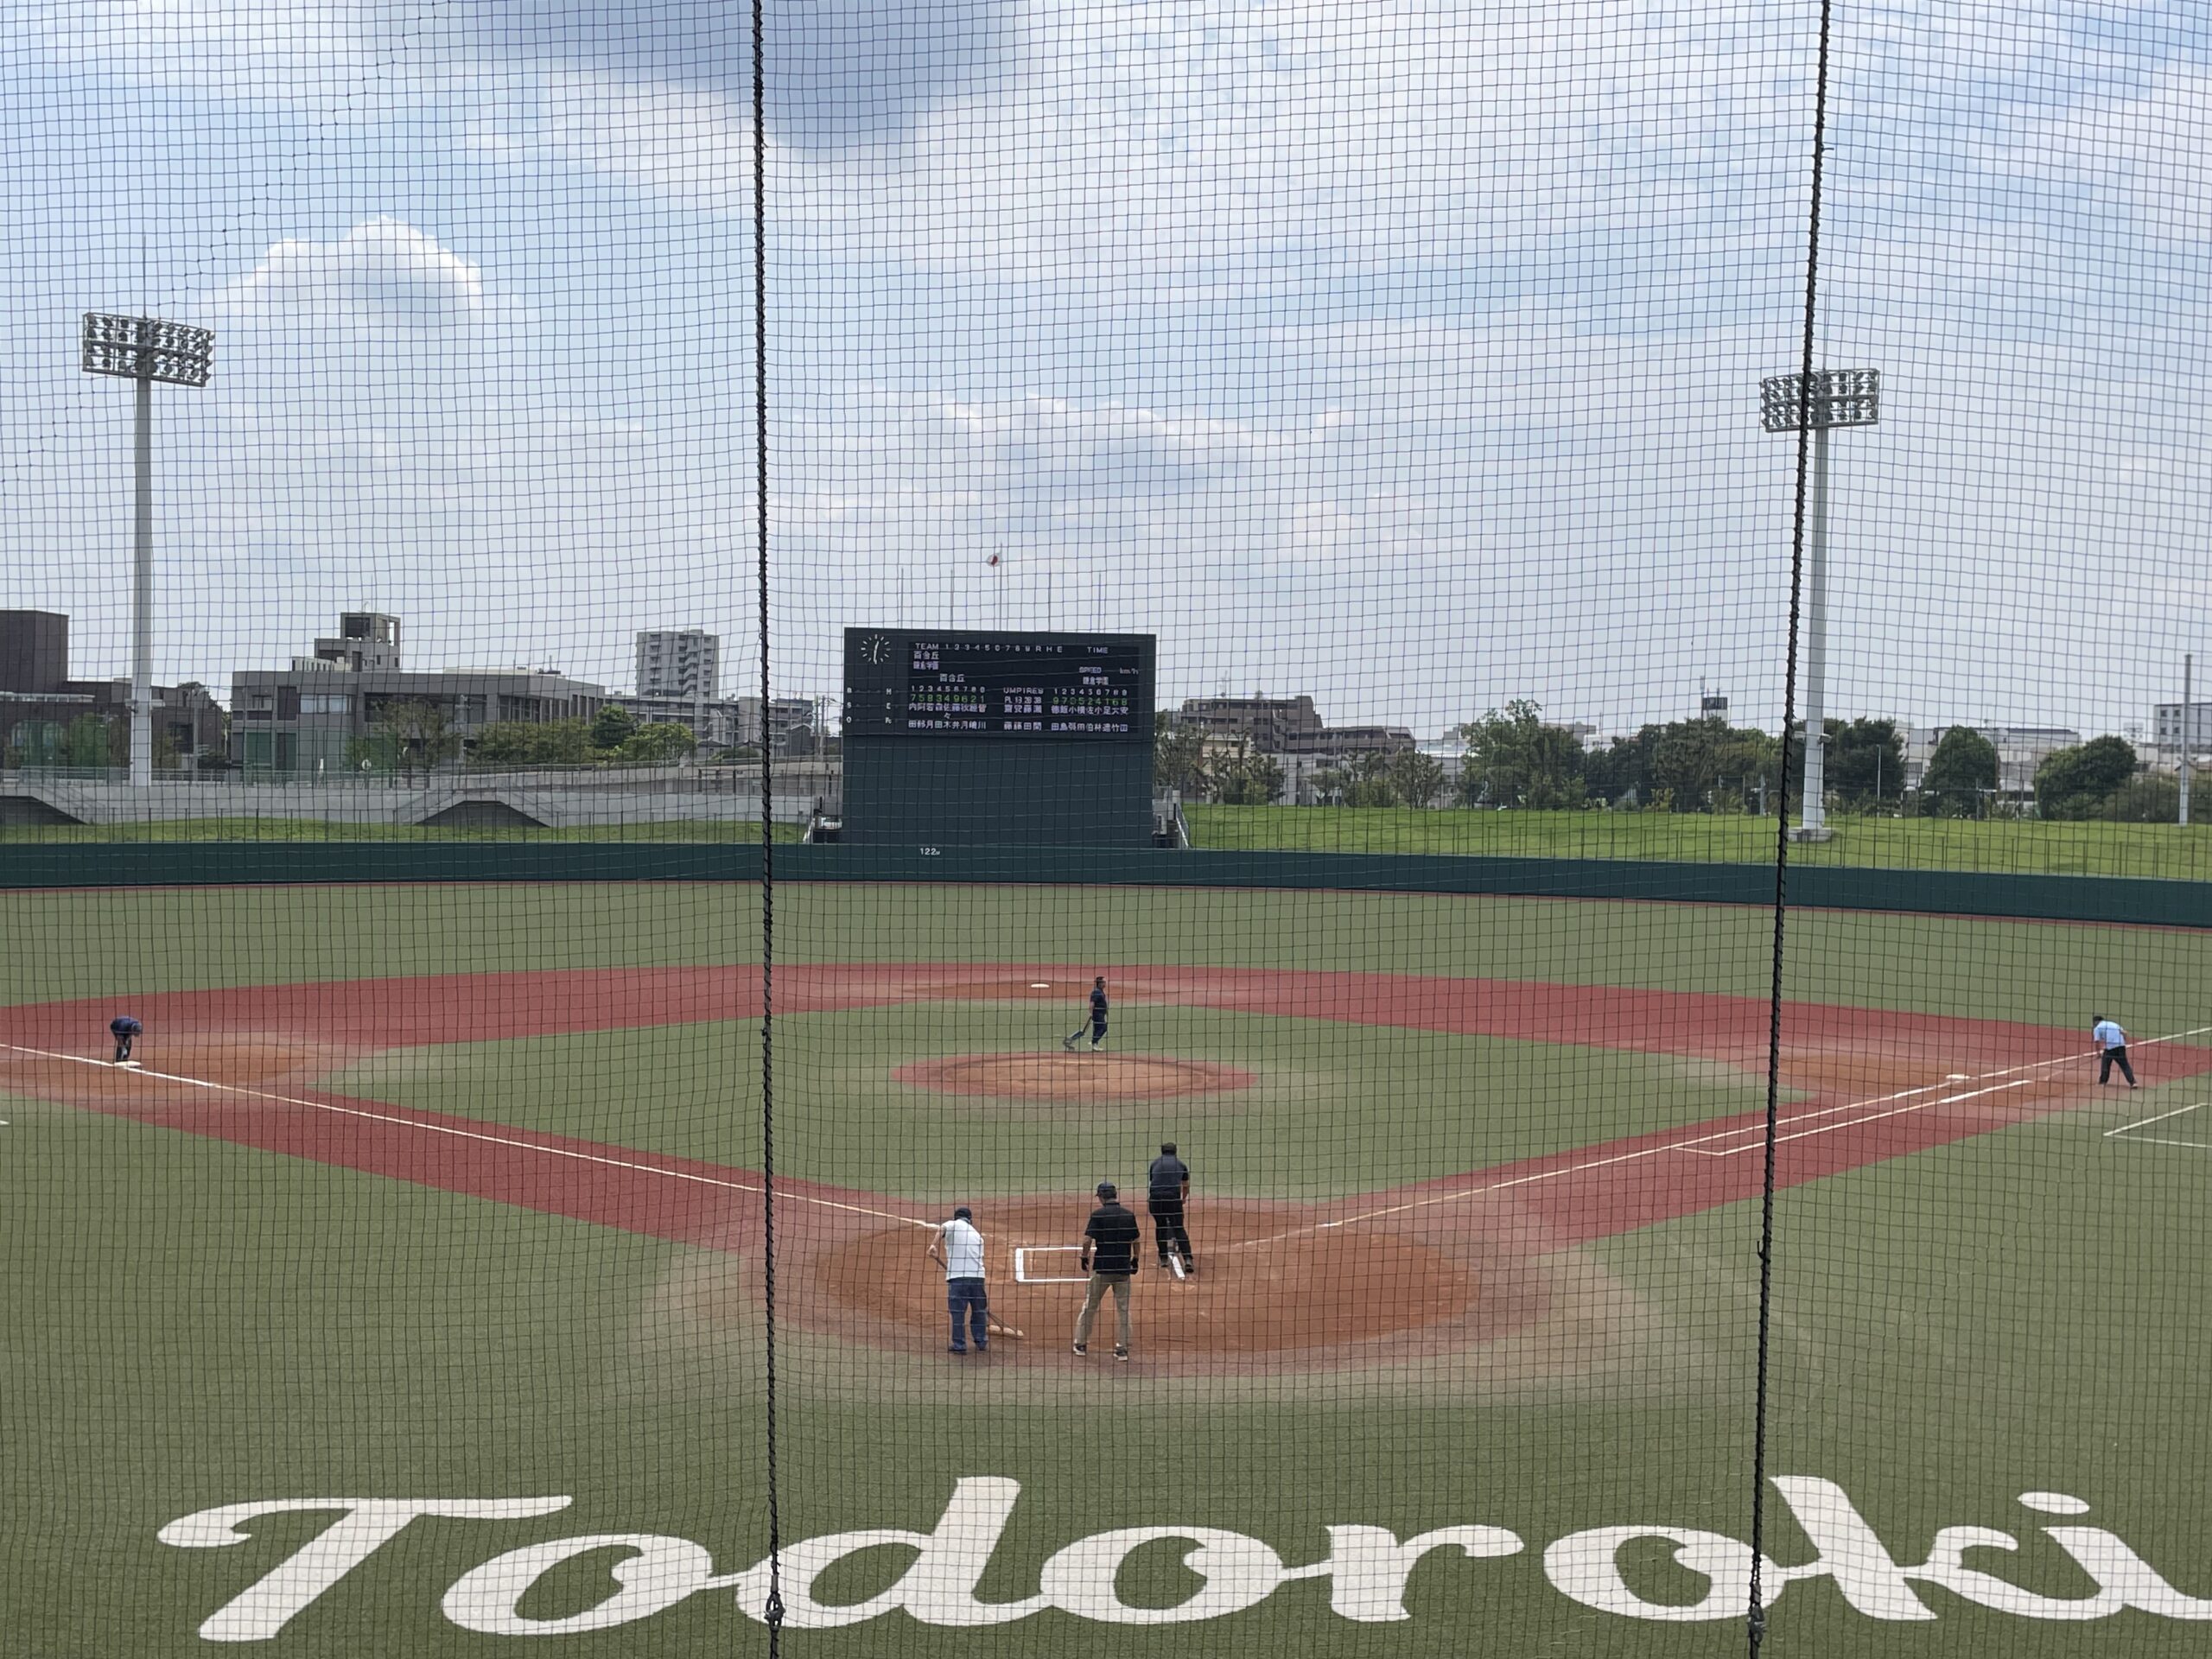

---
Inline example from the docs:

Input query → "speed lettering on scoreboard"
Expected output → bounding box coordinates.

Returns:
[844,629,1154,741]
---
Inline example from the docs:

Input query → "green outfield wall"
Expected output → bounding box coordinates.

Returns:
[2,842,2206,927]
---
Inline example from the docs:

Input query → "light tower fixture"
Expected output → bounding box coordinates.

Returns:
[81,312,214,786]
[1761,366,1879,841]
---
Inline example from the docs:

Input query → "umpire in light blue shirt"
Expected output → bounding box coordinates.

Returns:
[2091,1015,2139,1089]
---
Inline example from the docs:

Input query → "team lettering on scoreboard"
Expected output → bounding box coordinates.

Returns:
[845,630,1151,741]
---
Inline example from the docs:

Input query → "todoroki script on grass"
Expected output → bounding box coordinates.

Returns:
[158,1478,2212,1639]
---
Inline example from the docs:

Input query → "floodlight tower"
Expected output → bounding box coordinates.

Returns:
[1761,366,1878,841]
[80,312,214,785]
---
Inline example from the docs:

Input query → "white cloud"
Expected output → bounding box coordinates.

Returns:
[11,2,2212,741]
[210,219,501,327]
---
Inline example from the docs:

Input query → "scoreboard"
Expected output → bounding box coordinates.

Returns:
[841,628,1158,847]
[844,630,1151,740]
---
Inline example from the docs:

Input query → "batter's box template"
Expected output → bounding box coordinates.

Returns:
[1012,1246,1087,1284]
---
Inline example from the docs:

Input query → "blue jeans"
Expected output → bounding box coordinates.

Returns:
[947,1277,988,1350]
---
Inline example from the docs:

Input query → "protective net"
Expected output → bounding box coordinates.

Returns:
[4,3,2211,1656]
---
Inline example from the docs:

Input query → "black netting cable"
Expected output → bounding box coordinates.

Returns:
[754,0,785,1645]
[1749,0,1838,1652]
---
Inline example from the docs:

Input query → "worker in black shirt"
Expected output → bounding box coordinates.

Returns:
[1063,976,1109,1052]
[1147,1141,1194,1276]
[1073,1180,1140,1361]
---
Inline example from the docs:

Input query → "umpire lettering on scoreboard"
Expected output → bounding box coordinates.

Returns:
[1147,1141,1194,1275]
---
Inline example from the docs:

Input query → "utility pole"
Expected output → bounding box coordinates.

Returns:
[2183,653,2194,828]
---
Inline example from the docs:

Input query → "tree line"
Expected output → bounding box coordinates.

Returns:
[1159,700,2192,820]
[350,701,702,773]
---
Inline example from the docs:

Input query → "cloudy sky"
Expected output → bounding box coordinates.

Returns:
[1,2,2206,738]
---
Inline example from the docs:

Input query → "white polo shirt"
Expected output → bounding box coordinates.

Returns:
[938,1217,985,1280]
[2093,1020,2126,1051]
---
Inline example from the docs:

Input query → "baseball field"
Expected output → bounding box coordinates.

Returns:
[4,879,2211,1655]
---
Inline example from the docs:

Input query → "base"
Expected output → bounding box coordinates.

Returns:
[1785,825,1834,842]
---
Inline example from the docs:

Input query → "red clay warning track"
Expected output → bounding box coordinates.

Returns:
[3,965,2200,1372]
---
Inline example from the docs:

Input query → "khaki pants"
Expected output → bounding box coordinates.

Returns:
[1074,1271,1133,1351]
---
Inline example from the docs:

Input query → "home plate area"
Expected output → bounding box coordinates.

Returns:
[804,1194,1553,1373]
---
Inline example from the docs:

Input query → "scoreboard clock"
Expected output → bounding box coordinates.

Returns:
[842,628,1158,847]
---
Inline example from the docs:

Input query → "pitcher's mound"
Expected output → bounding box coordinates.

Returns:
[894,1052,1255,1102]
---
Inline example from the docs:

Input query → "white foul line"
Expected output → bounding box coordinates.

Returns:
[2105,1099,2212,1147]
[0,1040,938,1233]
[1676,1079,2032,1157]
[1227,1022,2212,1249]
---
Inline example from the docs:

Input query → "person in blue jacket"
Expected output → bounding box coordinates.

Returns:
[109,1014,143,1065]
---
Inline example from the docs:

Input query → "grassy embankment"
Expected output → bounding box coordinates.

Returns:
[1186,804,2212,880]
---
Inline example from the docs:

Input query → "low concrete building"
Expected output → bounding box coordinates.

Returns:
[229,615,604,774]
[2152,702,2212,763]
[0,609,224,771]
[1281,723,1415,757]
[604,693,755,752]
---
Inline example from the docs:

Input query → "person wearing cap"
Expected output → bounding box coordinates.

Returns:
[1147,1141,1193,1276]
[1073,1180,1141,1361]
[928,1205,991,1354]
[108,1014,143,1065]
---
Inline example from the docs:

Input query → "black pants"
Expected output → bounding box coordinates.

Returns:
[2100,1046,2138,1085]
[112,1034,133,1062]
[1070,1017,1106,1047]
[1149,1198,1192,1267]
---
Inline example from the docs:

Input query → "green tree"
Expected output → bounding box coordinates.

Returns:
[1918,727,1998,817]
[63,712,121,769]
[2094,772,2179,823]
[613,722,698,766]
[589,703,639,753]
[2034,735,2137,819]
[1458,700,1585,808]
[1823,718,1904,810]
[467,719,591,768]
[1206,741,1284,805]
[1582,730,1656,807]
[345,734,399,772]
[1334,753,1400,807]
[1389,748,1446,808]
[1154,714,1207,794]
[365,699,461,774]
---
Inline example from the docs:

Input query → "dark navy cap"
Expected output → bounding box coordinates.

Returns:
[1096,1181,1117,1198]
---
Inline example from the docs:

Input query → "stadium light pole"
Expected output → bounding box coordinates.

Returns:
[80,312,213,786]
[1761,366,1878,841]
